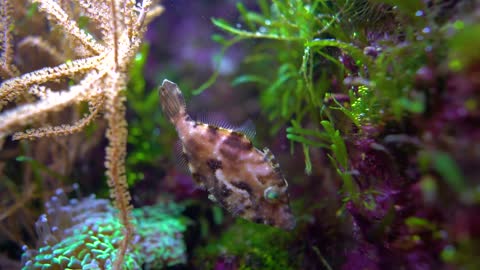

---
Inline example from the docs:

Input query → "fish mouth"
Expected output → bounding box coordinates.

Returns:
[161,79,178,90]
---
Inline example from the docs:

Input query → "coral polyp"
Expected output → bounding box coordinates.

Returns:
[21,189,187,270]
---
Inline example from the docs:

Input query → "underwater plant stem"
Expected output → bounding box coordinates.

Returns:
[104,74,134,270]
[312,246,333,270]
[193,35,245,94]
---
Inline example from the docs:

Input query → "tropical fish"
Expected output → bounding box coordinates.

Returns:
[159,79,296,230]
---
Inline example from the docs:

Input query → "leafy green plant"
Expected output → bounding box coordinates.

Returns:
[126,44,177,185]
[193,219,298,270]
[202,0,451,179]
[204,0,370,130]
[203,0,379,187]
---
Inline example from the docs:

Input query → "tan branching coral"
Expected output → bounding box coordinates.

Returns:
[0,0,19,78]
[0,0,163,268]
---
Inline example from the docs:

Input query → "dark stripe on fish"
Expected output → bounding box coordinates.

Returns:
[207,125,219,134]
[206,158,222,172]
[223,132,253,151]
[186,138,203,153]
[220,184,233,197]
[206,125,219,142]
[232,181,253,194]
[219,147,238,161]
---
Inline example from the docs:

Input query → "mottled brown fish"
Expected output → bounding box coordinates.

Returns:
[159,79,296,230]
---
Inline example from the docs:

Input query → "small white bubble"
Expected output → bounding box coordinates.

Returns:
[415,10,424,17]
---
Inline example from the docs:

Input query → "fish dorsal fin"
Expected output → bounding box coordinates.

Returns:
[234,119,256,140]
[194,112,233,129]
[194,112,256,140]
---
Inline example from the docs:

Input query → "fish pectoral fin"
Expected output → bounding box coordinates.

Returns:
[173,140,191,173]
[229,204,246,217]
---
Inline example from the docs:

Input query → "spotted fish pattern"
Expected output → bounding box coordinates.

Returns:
[159,79,295,230]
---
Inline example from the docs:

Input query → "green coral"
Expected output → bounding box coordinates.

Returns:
[21,190,187,270]
[133,203,189,268]
[194,219,299,270]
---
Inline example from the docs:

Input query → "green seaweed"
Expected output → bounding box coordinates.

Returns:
[447,23,480,71]
[203,0,465,194]
[193,219,299,270]
[320,120,358,200]
[206,0,368,179]
[126,44,177,185]
[418,150,468,196]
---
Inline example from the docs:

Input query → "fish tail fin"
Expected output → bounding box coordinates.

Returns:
[159,79,187,123]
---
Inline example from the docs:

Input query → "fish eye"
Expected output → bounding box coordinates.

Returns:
[264,186,280,202]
